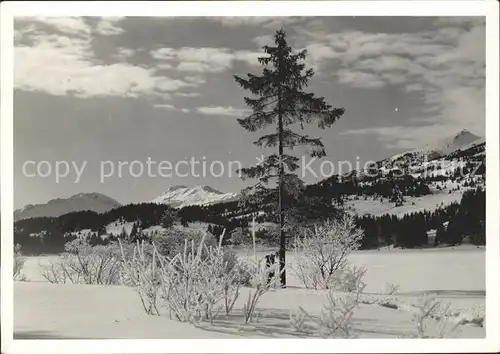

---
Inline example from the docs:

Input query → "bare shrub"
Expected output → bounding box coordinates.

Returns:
[289,309,306,332]
[38,257,78,284]
[14,244,26,281]
[242,258,283,324]
[220,255,262,317]
[160,235,219,323]
[296,264,365,338]
[233,257,254,287]
[64,239,123,285]
[385,282,400,295]
[142,231,242,324]
[119,240,160,315]
[329,265,367,293]
[292,214,363,290]
[38,239,123,285]
[124,227,275,324]
[221,256,250,316]
[410,294,460,338]
[152,228,217,259]
[229,227,252,246]
[223,275,240,317]
[299,290,361,338]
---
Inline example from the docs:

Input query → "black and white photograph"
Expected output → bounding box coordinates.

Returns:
[1,1,499,353]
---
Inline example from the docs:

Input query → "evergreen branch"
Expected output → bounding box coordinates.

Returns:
[244,96,278,110]
[257,130,326,158]
[237,110,276,132]
[238,154,300,179]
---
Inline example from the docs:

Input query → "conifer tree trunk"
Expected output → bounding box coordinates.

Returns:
[277,51,286,287]
[278,86,286,288]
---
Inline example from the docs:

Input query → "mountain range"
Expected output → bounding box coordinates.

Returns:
[14,129,484,221]
[14,193,121,221]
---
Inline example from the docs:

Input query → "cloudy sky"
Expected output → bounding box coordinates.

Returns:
[13,16,485,208]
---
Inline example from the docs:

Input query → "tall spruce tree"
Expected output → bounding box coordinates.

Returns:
[233,29,345,287]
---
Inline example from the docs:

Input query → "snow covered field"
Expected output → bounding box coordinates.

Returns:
[345,189,465,217]
[15,246,485,339]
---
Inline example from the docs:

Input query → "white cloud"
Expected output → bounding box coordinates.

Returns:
[14,18,200,98]
[234,50,262,65]
[95,17,125,36]
[157,63,173,70]
[151,47,262,73]
[174,92,201,97]
[337,70,386,88]
[303,43,341,72]
[177,62,226,73]
[16,17,91,37]
[196,106,249,117]
[154,104,177,110]
[184,76,206,85]
[154,104,191,113]
[252,35,273,47]
[115,47,135,60]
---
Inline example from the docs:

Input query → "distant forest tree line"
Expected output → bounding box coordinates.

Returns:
[14,187,485,255]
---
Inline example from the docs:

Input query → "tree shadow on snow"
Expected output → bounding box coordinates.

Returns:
[350,317,409,337]
[198,308,319,338]
[199,308,409,338]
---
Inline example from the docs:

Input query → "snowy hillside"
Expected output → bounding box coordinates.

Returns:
[152,185,238,208]
[14,193,121,221]
[346,181,468,217]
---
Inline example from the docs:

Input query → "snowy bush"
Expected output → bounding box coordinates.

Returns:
[289,309,306,332]
[14,244,26,281]
[39,257,76,284]
[233,257,254,287]
[122,226,284,325]
[161,235,220,323]
[152,228,217,259]
[38,239,123,285]
[221,254,257,316]
[119,240,160,315]
[242,258,283,324]
[298,287,363,338]
[410,294,460,338]
[329,265,367,293]
[229,227,252,246]
[292,214,363,290]
[134,231,242,324]
[385,282,400,295]
[293,260,365,337]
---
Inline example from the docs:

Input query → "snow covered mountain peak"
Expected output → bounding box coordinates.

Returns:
[152,185,238,208]
[379,128,484,172]
[426,129,483,155]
